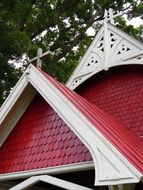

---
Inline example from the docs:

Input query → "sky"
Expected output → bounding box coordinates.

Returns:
[127,17,143,27]
[87,16,143,36]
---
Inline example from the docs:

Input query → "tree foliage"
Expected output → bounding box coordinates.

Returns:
[0,0,143,105]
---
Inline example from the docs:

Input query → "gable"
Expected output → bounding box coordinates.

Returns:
[76,65,143,138]
[0,83,37,148]
[0,94,92,174]
[66,23,143,90]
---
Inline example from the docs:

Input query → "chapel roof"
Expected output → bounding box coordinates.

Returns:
[0,64,143,185]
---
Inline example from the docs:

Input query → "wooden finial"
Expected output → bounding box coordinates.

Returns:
[105,9,122,24]
[36,48,43,68]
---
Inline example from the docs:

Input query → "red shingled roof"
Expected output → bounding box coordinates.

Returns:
[77,65,143,137]
[0,66,143,176]
[39,67,143,175]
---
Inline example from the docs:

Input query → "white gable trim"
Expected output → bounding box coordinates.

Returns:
[0,72,37,147]
[66,23,143,90]
[0,65,142,185]
[0,70,29,124]
[9,175,94,190]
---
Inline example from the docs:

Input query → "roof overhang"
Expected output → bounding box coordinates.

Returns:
[0,64,142,185]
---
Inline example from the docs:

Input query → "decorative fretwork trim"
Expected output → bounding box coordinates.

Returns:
[66,19,143,90]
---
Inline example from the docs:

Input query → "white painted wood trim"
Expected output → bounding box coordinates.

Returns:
[66,22,143,90]
[40,175,93,190]
[104,10,109,71]
[0,181,48,190]
[9,176,40,190]
[9,175,94,190]
[65,25,104,88]
[0,85,36,147]
[0,71,28,124]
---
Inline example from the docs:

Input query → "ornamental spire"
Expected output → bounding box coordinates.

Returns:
[93,9,122,30]
[103,8,122,25]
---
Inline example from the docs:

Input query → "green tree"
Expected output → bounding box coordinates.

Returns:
[0,0,143,106]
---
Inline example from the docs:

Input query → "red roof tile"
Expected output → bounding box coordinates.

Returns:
[76,65,143,137]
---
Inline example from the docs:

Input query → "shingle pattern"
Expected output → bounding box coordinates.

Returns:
[40,67,143,175]
[0,95,92,174]
[77,66,143,137]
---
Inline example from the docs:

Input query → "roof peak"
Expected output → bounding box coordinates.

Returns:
[66,16,143,89]
[93,9,122,28]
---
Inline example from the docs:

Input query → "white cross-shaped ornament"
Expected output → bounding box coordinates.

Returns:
[93,8,122,29]
[104,8,122,25]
